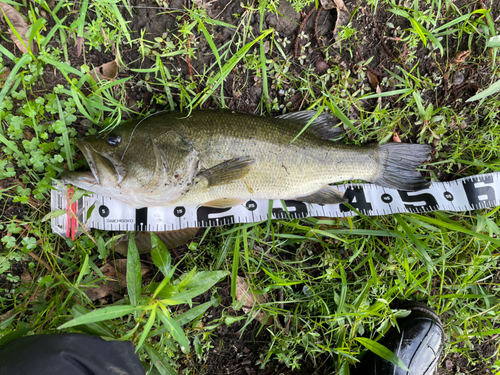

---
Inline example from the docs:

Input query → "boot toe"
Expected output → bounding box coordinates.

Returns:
[357,303,445,375]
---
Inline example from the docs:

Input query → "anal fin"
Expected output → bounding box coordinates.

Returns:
[295,186,347,204]
[202,198,246,208]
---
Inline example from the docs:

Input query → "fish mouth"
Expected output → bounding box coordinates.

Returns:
[60,170,98,187]
[76,139,101,184]
[76,138,127,186]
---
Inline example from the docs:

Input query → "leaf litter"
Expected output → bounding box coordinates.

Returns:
[85,259,149,302]
[235,276,272,325]
[0,2,30,53]
[89,59,119,82]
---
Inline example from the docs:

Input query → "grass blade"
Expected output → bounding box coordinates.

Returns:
[174,298,217,326]
[360,88,411,100]
[231,232,240,301]
[151,233,172,278]
[356,337,409,371]
[0,133,29,162]
[195,17,225,107]
[216,231,235,269]
[58,305,137,329]
[55,95,74,171]
[136,307,156,350]
[466,79,500,102]
[336,264,347,314]
[144,343,178,375]
[0,41,15,60]
[324,98,362,136]
[158,307,190,354]
[0,54,31,123]
[41,15,67,48]
[195,29,273,108]
[394,214,434,270]
[111,3,131,46]
[409,17,428,47]
[410,214,500,246]
[71,304,116,338]
[432,13,471,33]
[127,233,142,319]
[76,0,88,56]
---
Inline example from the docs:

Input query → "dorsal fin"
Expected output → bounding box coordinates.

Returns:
[277,111,344,140]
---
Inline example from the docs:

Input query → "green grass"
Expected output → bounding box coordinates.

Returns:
[0,0,499,374]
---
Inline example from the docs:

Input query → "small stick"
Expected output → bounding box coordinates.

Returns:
[374,27,397,61]
[314,6,324,48]
[441,74,449,106]
[294,7,316,58]
[24,285,40,307]
[29,251,52,272]
[215,0,234,19]
[374,26,408,71]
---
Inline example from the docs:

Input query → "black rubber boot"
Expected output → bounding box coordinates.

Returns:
[0,333,145,375]
[352,302,444,375]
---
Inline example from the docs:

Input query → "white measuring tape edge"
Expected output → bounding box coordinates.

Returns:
[51,172,500,238]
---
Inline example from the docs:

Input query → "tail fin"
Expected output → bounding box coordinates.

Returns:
[373,143,432,191]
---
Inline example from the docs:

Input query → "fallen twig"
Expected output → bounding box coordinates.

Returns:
[314,6,324,48]
[294,7,316,58]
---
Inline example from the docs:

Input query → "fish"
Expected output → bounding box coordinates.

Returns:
[61,109,432,209]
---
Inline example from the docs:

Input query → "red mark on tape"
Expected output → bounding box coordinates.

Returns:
[66,186,78,240]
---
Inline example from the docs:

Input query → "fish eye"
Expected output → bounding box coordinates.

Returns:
[106,135,121,146]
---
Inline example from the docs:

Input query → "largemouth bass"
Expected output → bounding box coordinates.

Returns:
[61,110,432,208]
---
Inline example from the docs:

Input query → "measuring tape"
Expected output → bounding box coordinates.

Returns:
[51,173,500,239]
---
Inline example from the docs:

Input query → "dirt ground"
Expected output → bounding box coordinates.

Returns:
[1,0,499,373]
[177,281,326,375]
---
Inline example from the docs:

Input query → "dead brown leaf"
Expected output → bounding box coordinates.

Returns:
[376,84,382,106]
[21,269,32,282]
[366,70,379,88]
[0,67,10,88]
[333,0,349,13]
[320,0,350,43]
[451,50,471,65]
[320,0,339,10]
[89,59,119,82]
[235,276,272,325]
[84,259,149,302]
[0,2,30,53]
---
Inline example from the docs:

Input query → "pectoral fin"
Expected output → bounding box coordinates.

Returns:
[197,156,255,187]
[295,186,347,204]
[202,198,246,208]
